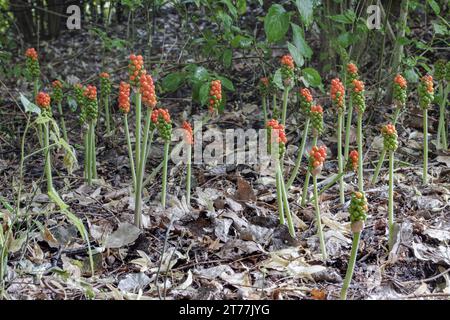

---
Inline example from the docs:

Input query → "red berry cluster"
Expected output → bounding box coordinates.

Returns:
[25,48,38,60]
[348,150,359,172]
[128,54,145,87]
[352,79,366,113]
[330,78,345,112]
[151,108,172,141]
[267,119,287,144]
[36,92,51,109]
[151,108,171,124]
[280,55,295,85]
[83,85,97,100]
[300,88,313,102]
[259,77,270,95]
[309,145,327,175]
[394,74,407,88]
[209,80,222,114]
[140,74,157,108]
[280,55,294,70]
[299,88,313,115]
[311,105,323,114]
[347,63,358,75]
[99,72,110,79]
[182,121,194,145]
[118,82,131,113]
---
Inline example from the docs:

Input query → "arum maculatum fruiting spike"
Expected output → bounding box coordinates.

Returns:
[347,150,359,172]
[382,124,398,152]
[99,72,111,96]
[118,82,131,114]
[310,105,324,136]
[299,88,313,115]
[208,80,222,114]
[182,121,194,145]
[349,191,368,233]
[352,80,366,114]
[25,48,40,79]
[393,74,407,108]
[82,85,98,122]
[140,74,157,108]
[434,59,447,82]
[280,55,295,87]
[418,75,434,109]
[51,80,63,104]
[309,145,327,176]
[36,92,51,109]
[331,78,345,114]
[151,108,172,141]
[346,63,359,86]
[266,119,287,158]
[128,54,145,88]
[259,77,270,96]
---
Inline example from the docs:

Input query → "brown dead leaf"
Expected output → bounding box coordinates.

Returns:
[310,288,326,300]
[235,176,256,202]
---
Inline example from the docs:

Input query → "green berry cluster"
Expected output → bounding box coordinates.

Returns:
[382,126,398,152]
[418,76,434,110]
[52,86,63,104]
[26,57,40,79]
[351,82,366,114]
[83,98,98,122]
[349,191,368,223]
[434,59,447,82]
[310,111,323,136]
[157,118,172,142]
[393,82,407,108]
[100,76,111,97]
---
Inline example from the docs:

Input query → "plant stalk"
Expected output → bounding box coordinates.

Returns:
[57,101,68,142]
[161,141,170,209]
[90,121,97,179]
[388,150,395,250]
[340,231,361,300]
[262,96,268,124]
[278,163,295,237]
[313,176,327,261]
[437,82,448,150]
[357,113,364,191]
[124,114,136,190]
[281,87,290,126]
[276,168,285,225]
[344,96,353,161]
[338,113,344,204]
[301,135,317,206]
[186,144,192,206]
[104,94,111,134]
[423,108,428,185]
[287,117,310,188]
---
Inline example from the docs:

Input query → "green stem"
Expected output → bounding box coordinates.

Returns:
[90,121,97,179]
[87,125,92,185]
[84,130,89,181]
[340,232,361,300]
[124,114,136,191]
[281,87,290,126]
[437,82,448,150]
[145,129,155,161]
[357,113,364,192]
[272,94,278,120]
[276,168,285,225]
[371,107,402,184]
[134,108,151,228]
[57,101,68,142]
[43,122,54,192]
[186,144,192,206]
[278,163,295,237]
[104,95,111,134]
[161,141,170,209]
[135,92,142,178]
[309,171,346,204]
[338,113,344,204]
[301,135,317,206]
[423,108,428,185]
[344,96,353,161]
[33,78,39,101]
[388,150,395,250]
[313,176,327,261]
[286,117,310,188]
[262,96,268,124]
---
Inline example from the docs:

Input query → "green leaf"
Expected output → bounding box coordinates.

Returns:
[337,32,353,48]
[20,93,41,114]
[328,10,356,24]
[231,35,252,48]
[294,0,314,27]
[302,67,322,88]
[291,23,312,59]
[404,68,419,83]
[221,0,237,18]
[432,21,447,35]
[264,4,290,43]
[237,0,247,15]
[287,42,304,67]
[67,96,78,112]
[427,0,440,15]
[222,49,233,68]
[199,82,210,106]
[272,69,284,90]
[217,76,235,91]
[187,65,209,82]
[162,72,186,93]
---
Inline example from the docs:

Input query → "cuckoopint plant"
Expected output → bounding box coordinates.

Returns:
[287,88,313,188]
[51,80,68,143]
[309,145,328,260]
[372,74,407,184]
[301,104,324,206]
[381,124,398,250]
[81,85,99,185]
[418,75,434,185]
[344,63,359,161]
[341,191,368,300]
[434,59,448,150]
[208,79,222,116]
[99,72,112,134]
[259,77,270,123]
[280,54,295,126]
[267,119,295,237]
[25,48,40,99]
[331,78,346,204]
[352,79,366,191]
[182,121,193,205]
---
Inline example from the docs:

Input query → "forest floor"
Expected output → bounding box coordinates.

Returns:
[0,7,449,300]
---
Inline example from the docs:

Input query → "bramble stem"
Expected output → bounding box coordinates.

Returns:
[313,176,327,261]
[57,101,68,142]
[423,108,428,185]
[340,232,361,300]
[161,141,170,209]
[124,114,136,190]
[278,163,295,237]
[287,117,310,189]
[186,144,192,206]
[338,113,344,204]
[262,96,268,124]
[281,87,290,126]
[276,168,285,225]
[344,96,353,161]
[388,150,395,250]
[104,95,111,134]
[301,135,317,206]
[357,113,364,191]
[371,107,401,185]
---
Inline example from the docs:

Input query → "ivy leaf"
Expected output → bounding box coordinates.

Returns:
[264,4,290,43]
[20,93,41,114]
[291,23,312,59]
[294,0,314,27]
[162,72,186,93]
[287,42,304,67]
[302,67,322,88]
